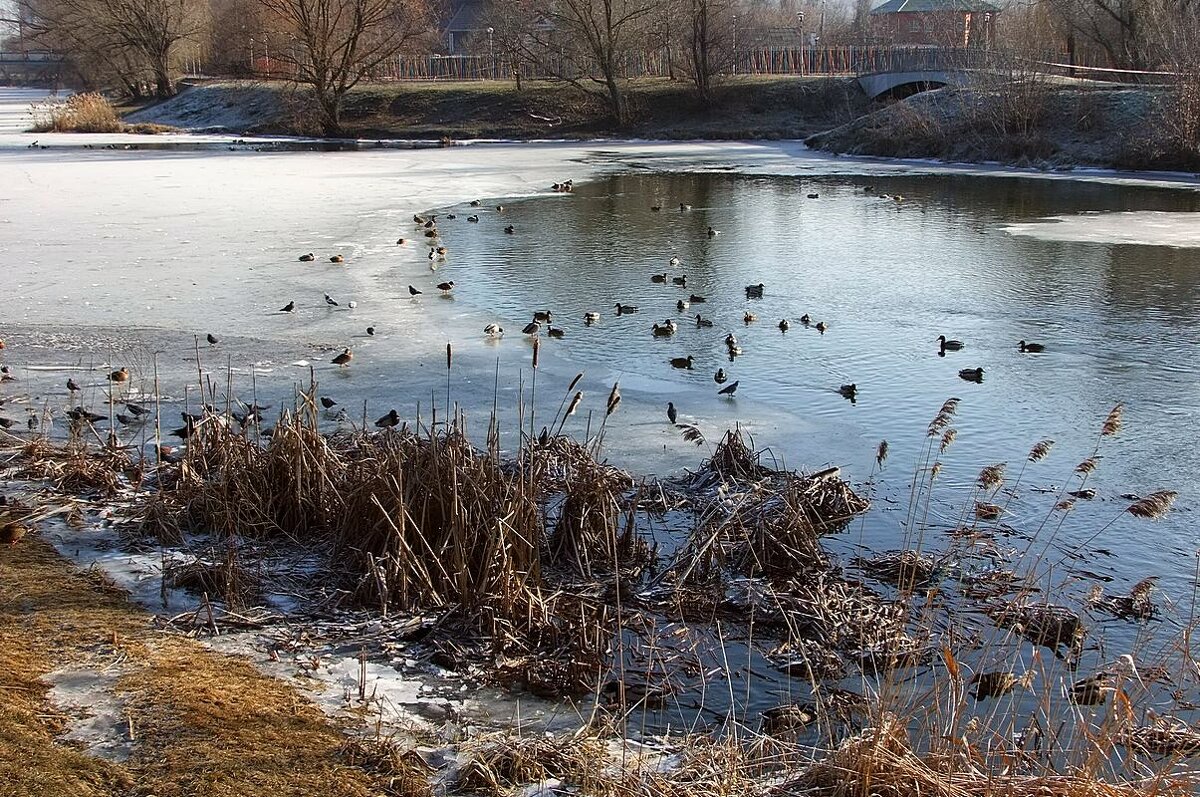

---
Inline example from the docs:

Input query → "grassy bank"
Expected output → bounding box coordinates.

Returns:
[124,77,870,140]
[806,83,1200,173]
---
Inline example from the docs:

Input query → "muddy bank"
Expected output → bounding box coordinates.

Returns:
[125,77,869,140]
[806,84,1200,173]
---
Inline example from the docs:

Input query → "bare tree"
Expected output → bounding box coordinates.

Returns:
[258,0,432,135]
[680,0,735,106]
[17,0,205,96]
[495,0,656,126]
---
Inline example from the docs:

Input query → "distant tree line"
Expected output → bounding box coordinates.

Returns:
[2,0,1197,137]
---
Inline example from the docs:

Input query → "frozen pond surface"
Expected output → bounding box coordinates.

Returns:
[4,86,1200,731]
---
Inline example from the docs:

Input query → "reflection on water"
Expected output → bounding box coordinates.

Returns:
[431,171,1200,731]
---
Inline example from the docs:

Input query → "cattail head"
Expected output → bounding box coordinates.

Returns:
[1127,490,1177,520]
[876,440,889,469]
[930,462,942,481]
[1076,456,1100,476]
[940,428,957,453]
[532,337,540,369]
[606,382,621,417]
[977,463,1006,493]
[1129,576,1158,602]
[568,372,583,392]
[446,342,453,371]
[1028,439,1054,463]
[565,391,583,417]
[1102,404,1124,437]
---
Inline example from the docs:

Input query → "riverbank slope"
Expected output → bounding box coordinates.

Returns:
[123,77,870,140]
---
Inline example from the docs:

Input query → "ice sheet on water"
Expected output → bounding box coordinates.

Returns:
[1003,211,1200,248]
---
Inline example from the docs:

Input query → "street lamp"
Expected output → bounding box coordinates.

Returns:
[487,27,494,80]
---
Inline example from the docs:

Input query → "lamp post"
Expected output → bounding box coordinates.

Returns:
[487,26,494,80]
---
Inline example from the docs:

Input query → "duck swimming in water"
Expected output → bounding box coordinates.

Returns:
[938,335,965,352]
[778,319,790,332]
[745,283,764,299]
[958,367,984,383]
[672,275,687,287]
[714,368,727,384]
[670,355,694,369]
[676,299,690,311]
[1018,340,1045,353]
[695,315,713,328]
[615,303,638,315]
[584,312,600,325]
[298,252,315,262]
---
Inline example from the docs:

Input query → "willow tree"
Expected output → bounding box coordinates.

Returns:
[259,0,431,135]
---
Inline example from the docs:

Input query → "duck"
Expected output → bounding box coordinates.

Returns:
[800,314,811,326]
[396,238,406,245]
[670,355,695,370]
[504,225,515,234]
[470,199,481,207]
[330,254,345,263]
[413,214,427,224]
[695,315,713,328]
[496,205,505,212]
[669,257,681,268]
[533,310,553,323]
[724,333,738,348]
[298,252,315,262]
[584,312,600,325]
[408,285,422,297]
[437,281,455,293]
[206,333,219,345]
[375,409,400,428]
[651,205,662,212]
[547,326,565,339]
[676,299,690,311]
[652,323,675,337]
[679,203,692,211]
[67,378,80,392]
[467,215,479,223]
[324,293,339,307]
[320,397,338,409]
[778,319,790,332]
[815,321,828,334]
[651,273,667,283]
[522,320,541,336]
[743,312,758,324]
[938,335,965,352]
[484,323,504,337]
[672,275,687,287]
[839,383,858,399]
[279,301,295,312]
[332,348,353,367]
[807,192,819,199]
[667,402,677,424]
[0,521,28,547]
[108,367,129,383]
[714,368,728,384]
[614,303,638,315]
[958,367,984,383]
[745,283,764,299]
[688,294,707,304]
[707,226,719,237]
[718,380,739,396]
[1018,340,1045,353]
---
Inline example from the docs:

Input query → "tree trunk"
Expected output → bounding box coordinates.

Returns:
[316,87,342,136]
[151,50,176,98]
[604,73,627,126]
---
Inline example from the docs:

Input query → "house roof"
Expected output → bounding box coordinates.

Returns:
[871,0,999,13]
[446,0,491,32]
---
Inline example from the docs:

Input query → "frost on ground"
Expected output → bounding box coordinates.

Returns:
[45,665,134,762]
[124,82,289,133]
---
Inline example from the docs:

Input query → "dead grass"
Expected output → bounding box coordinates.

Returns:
[0,536,427,797]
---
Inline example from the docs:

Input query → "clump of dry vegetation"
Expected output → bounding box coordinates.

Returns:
[30,92,173,134]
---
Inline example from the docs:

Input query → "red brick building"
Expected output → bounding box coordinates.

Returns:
[869,0,999,48]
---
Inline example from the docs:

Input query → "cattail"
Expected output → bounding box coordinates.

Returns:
[930,462,942,481]
[1101,403,1124,437]
[1055,499,1075,512]
[532,337,540,369]
[679,424,705,445]
[1076,456,1100,475]
[567,372,583,392]
[1127,490,1177,520]
[1028,439,1054,462]
[446,342,453,371]
[977,463,1006,493]
[875,440,889,469]
[606,382,621,416]
[565,391,583,417]
[939,428,957,453]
